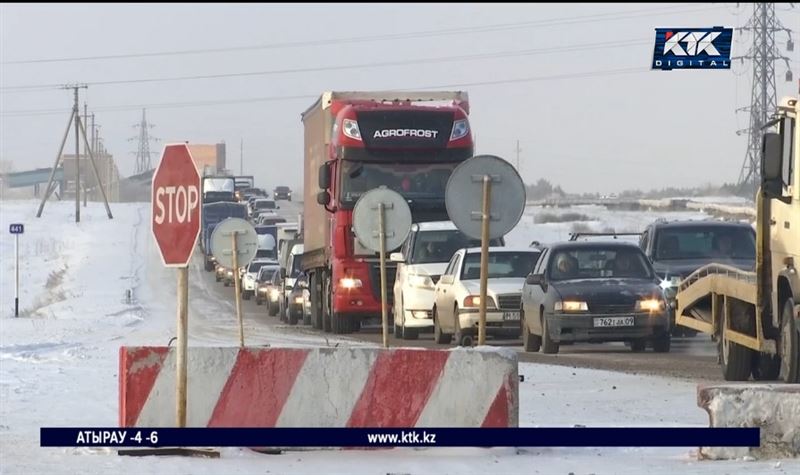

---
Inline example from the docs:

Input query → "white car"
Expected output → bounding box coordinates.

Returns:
[390,221,504,340]
[432,247,542,346]
[241,259,279,300]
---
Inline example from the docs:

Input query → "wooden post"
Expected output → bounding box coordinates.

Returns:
[176,266,188,427]
[232,232,245,347]
[378,202,389,348]
[478,175,492,346]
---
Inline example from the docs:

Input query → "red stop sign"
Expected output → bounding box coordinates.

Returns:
[151,144,201,267]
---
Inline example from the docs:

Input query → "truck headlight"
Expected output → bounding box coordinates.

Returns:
[294,296,304,304]
[636,299,665,312]
[463,295,496,308]
[408,275,435,290]
[554,301,588,312]
[339,278,362,289]
[450,119,469,141]
[342,119,362,140]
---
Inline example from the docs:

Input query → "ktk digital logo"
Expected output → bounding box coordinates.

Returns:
[652,27,733,70]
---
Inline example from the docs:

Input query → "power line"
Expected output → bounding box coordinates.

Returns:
[0,4,721,65]
[0,66,647,117]
[0,38,651,92]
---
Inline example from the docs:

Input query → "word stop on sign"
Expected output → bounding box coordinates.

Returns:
[154,185,199,224]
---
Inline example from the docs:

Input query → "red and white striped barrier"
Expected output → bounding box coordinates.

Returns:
[119,346,518,428]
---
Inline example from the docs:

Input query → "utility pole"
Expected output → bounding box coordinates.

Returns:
[83,103,88,207]
[36,84,113,221]
[735,3,794,197]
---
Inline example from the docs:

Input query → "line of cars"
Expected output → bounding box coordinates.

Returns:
[388,217,755,355]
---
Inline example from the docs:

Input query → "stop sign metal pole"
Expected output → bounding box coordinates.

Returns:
[231,231,245,348]
[176,266,188,427]
[378,202,389,348]
[478,176,491,346]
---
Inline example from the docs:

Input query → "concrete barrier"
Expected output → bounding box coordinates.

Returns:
[120,346,518,429]
[697,384,800,459]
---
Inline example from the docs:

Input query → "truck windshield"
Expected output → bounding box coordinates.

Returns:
[340,161,459,206]
[411,230,503,264]
[204,178,234,192]
[256,200,276,209]
[654,227,755,261]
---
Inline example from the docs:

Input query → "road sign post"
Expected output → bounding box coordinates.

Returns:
[353,187,412,348]
[445,155,526,346]
[10,224,24,317]
[210,217,258,348]
[479,176,491,345]
[151,143,201,429]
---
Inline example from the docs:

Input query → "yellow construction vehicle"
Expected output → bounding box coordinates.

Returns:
[675,96,799,382]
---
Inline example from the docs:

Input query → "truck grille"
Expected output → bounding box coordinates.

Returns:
[497,294,521,310]
[588,303,635,314]
[368,263,397,305]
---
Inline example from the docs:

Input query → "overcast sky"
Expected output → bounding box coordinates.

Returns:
[1,3,798,194]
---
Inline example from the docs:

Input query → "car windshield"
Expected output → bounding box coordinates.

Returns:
[654,226,755,261]
[258,267,277,282]
[290,254,303,277]
[410,230,503,264]
[460,251,540,280]
[340,161,459,205]
[548,247,652,281]
[248,262,271,273]
[256,200,276,209]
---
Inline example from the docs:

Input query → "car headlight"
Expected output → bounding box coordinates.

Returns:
[463,295,496,308]
[339,278,362,289]
[554,301,588,312]
[227,270,233,276]
[269,289,279,300]
[294,297,304,304]
[636,299,666,312]
[408,274,435,290]
[662,286,677,301]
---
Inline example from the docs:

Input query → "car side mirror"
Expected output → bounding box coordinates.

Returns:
[280,268,286,279]
[439,275,454,285]
[319,162,331,189]
[317,191,330,205]
[390,252,405,263]
[761,131,786,200]
[526,273,544,287]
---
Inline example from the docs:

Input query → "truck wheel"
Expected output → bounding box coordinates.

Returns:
[652,333,671,353]
[752,353,780,381]
[522,316,541,353]
[402,325,419,340]
[719,303,754,381]
[394,321,401,338]
[204,260,213,272]
[268,300,278,317]
[243,291,251,301]
[433,307,452,344]
[289,307,299,325]
[541,313,559,355]
[310,273,322,330]
[256,297,263,306]
[778,297,799,383]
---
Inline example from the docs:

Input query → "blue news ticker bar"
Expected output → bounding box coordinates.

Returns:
[40,427,760,448]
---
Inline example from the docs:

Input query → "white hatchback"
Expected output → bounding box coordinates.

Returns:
[390,221,504,340]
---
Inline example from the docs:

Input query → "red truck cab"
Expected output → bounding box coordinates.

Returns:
[302,91,474,334]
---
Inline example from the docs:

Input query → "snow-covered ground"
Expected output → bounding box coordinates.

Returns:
[1,199,796,474]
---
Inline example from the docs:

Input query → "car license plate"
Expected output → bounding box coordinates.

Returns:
[593,316,635,327]
[503,311,520,321]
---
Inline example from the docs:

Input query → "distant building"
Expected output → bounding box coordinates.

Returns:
[188,143,226,175]
[60,152,120,202]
